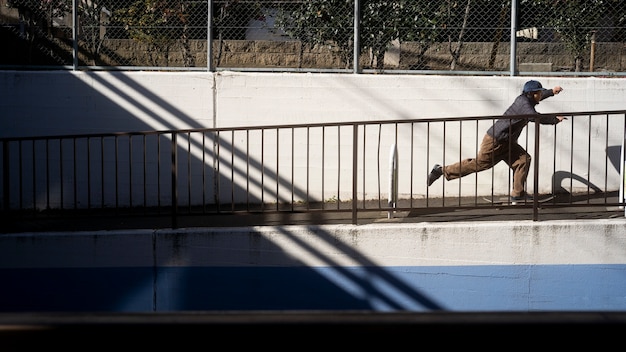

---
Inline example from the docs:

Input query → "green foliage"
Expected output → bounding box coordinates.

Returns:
[361,1,446,69]
[274,0,354,68]
[274,0,447,69]
[547,0,604,58]
[113,0,192,65]
[521,0,609,71]
[114,0,179,45]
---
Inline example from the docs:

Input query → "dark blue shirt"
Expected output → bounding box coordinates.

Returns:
[487,89,559,142]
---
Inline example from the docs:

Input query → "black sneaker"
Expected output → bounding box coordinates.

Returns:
[510,194,533,205]
[427,164,443,186]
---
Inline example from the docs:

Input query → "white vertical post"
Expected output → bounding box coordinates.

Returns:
[510,0,518,76]
[388,143,398,219]
[619,128,626,217]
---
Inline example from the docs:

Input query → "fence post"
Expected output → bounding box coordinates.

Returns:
[353,0,361,74]
[72,0,78,70]
[207,0,214,71]
[510,0,518,76]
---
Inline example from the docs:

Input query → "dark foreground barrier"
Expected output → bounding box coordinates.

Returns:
[2,311,626,348]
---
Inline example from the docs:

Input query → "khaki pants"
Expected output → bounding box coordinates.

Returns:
[442,134,531,197]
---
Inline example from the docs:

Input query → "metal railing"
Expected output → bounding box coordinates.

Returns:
[1,110,625,228]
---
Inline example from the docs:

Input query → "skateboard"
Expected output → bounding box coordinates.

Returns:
[482,195,555,205]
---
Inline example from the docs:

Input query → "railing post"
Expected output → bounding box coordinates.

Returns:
[352,124,358,224]
[533,116,540,221]
[171,133,178,228]
[388,143,398,219]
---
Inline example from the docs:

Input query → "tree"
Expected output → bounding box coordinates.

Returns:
[522,0,607,72]
[78,0,113,66]
[548,0,605,72]
[274,0,355,69]
[360,1,403,70]
[114,0,194,66]
[488,1,510,69]
[394,1,446,70]
[274,0,445,70]
[443,0,472,71]
[361,1,445,70]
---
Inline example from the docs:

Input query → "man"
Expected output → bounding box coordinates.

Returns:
[427,80,565,203]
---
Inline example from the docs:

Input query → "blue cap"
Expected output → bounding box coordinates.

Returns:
[523,80,548,93]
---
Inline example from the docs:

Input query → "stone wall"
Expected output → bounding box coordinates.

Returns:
[91,39,625,72]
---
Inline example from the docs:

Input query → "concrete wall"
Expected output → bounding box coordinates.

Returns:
[1,220,625,312]
[2,71,625,138]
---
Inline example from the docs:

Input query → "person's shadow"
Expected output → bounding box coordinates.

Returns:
[550,145,623,202]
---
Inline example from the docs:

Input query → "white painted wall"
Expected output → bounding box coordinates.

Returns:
[2,71,624,137]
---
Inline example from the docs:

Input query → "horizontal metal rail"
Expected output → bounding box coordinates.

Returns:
[1,110,625,227]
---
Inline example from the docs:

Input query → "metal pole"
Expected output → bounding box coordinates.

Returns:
[353,0,361,74]
[533,116,540,221]
[207,0,214,71]
[352,124,358,224]
[590,31,596,72]
[171,133,178,228]
[72,0,78,70]
[510,0,518,76]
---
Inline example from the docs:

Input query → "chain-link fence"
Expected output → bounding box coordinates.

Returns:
[1,0,624,74]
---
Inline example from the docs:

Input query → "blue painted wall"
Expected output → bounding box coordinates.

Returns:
[1,265,625,312]
[2,224,625,312]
